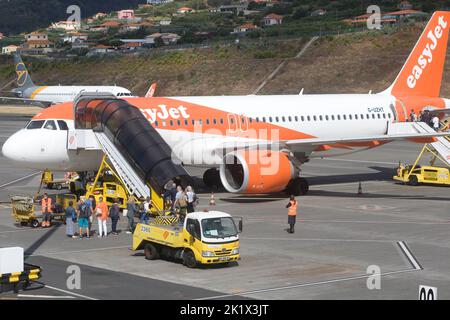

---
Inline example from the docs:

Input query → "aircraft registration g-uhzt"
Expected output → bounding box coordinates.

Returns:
[0,54,134,107]
[3,11,450,195]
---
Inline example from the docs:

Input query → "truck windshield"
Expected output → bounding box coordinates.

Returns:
[201,217,237,239]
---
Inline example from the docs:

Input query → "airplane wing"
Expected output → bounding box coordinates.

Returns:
[216,122,448,153]
[0,96,52,108]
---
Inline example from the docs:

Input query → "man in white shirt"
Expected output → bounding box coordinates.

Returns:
[432,116,440,131]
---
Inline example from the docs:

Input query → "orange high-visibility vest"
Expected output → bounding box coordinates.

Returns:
[41,197,53,213]
[288,200,297,216]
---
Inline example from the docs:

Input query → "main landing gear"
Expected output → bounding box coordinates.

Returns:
[286,177,309,196]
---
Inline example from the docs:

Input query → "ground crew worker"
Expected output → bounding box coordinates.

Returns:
[286,195,297,234]
[41,193,53,227]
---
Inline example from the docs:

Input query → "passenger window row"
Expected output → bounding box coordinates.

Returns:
[151,113,392,127]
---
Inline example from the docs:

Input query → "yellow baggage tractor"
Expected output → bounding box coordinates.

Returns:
[393,143,450,186]
[394,165,450,186]
[11,194,77,228]
[0,263,42,294]
[132,211,242,268]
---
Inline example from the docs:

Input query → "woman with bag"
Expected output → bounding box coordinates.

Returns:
[175,189,188,221]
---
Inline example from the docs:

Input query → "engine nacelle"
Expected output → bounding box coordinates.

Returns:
[219,150,295,194]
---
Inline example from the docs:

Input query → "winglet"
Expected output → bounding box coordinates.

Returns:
[145,82,157,98]
[383,11,450,97]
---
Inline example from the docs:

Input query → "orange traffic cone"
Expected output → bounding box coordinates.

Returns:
[209,193,216,206]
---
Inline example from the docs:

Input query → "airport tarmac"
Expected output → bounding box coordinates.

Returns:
[1,115,449,300]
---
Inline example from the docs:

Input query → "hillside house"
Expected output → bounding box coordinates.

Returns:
[49,20,80,31]
[398,1,413,10]
[311,9,327,17]
[94,13,107,20]
[120,42,142,51]
[62,32,88,43]
[218,4,248,15]
[232,23,258,34]
[1,45,19,55]
[91,44,114,54]
[118,10,135,20]
[0,33,4,40]
[263,13,283,26]
[101,21,121,29]
[145,0,173,4]
[23,32,53,53]
[177,7,194,14]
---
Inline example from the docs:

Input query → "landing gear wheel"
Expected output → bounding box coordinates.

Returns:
[203,168,221,189]
[286,177,309,196]
[30,220,40,228]
[144,243,159,260]
[299,178,309,195]
[183,250,197,268]
[408,175,419,186]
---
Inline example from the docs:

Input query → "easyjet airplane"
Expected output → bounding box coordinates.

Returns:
[0,54,134,107]
[3,12,450,196]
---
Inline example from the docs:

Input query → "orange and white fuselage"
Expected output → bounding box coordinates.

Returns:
[3,11,450,195]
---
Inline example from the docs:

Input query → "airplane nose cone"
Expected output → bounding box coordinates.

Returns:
[2,132,23,162]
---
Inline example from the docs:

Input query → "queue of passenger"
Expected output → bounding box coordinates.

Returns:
[409,109,445,131]
[48,184,200,239]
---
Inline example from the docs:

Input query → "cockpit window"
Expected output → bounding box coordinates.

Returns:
[26,120,45,129]
[43,120,57,130]
[57,120,68,130]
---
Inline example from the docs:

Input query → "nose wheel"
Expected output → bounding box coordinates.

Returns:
[286,177,309,196]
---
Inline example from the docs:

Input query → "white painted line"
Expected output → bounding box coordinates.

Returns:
[196,268,419,300]
[397,241,423,270]
[244,218,450,225]
[0,171,41,189]
[17,294,75,299]
[320,158,398,165]
[27,245,131,257]
[241,236,395,243]
[44,285,98,300]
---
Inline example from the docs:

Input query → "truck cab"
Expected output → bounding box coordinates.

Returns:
[132,211,242,268]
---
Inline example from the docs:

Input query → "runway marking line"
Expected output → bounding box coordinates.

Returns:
[44,285,98,300]
[196,268,420,300]
[17,294,75,299]
[0,171,41,189]
[397,241,423,270]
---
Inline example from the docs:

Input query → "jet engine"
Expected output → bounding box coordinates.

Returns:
[219,150,299,194]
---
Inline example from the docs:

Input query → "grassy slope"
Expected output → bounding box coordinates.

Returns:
[1,25,450,97]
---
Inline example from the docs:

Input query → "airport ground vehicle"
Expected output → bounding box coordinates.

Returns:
[0,263,42,294]
[132,211,242,268]
[11,194,77,228]
[394,142,450,186]
[394,165,450,186]
[41,170,69,190]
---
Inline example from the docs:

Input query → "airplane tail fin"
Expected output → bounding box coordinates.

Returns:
[145,82,157,98]
[383,11,450,97]
[13,53,35,89]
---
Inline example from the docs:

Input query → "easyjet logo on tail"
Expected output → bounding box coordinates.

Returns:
[407,15,448,89]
